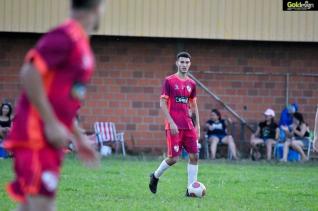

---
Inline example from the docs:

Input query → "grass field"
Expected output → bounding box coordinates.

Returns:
[1,156,318,211]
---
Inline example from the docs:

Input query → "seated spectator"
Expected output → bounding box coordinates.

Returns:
[0,102,13,159]
[279,103,298,126]
[0,102,13,139]
[205,109,238,160]
[280,112,310,162]
[250,109,279,161]
[279,103,298,141]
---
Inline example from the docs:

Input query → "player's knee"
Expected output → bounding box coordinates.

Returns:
[189,154,198,164]
[166,157,178,165]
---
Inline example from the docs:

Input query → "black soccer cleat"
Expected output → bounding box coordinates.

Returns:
[185,189,190,197]
[185,188,196,197]
[149,173,159,194]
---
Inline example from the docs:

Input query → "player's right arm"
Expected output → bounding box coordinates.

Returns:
[20,63,70,149]
[160,98,178,135]
[72,119,99,166]
[160,78,178,135]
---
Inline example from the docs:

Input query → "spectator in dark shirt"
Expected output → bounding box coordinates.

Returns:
[250,109,279,161]
[205,109,238,160]
[0,102,13,139]
[280,112,310,162]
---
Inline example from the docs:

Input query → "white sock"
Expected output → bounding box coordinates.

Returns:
[154,160,170,178]
[187,164,198,187]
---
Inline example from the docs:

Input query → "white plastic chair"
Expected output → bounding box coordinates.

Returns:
[94,122,126,157]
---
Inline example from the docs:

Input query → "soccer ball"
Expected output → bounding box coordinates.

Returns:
[188,181,206,198]
[100,145,112,157]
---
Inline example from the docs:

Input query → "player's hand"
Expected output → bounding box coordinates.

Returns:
[76,136,100,167]
[196,126,201,139]
[169,122,179,135]
[45,121,70,149]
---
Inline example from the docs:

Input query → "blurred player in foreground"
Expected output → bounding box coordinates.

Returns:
[313,105,318,152]
[3,0,105,210]
[149,52,201,197]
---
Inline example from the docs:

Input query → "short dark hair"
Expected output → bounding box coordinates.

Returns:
[211,109,222,120]
[71,0,103,10]
[176,51,191,60]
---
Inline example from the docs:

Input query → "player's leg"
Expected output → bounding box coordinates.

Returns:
[149,130,182,194]
[281,139,291,162]
[265,139,275,161]
[28,148,61,210]
[221,135,238,160]
[153,156,178,179]
[28,196,56,211]
[290,140,307,160]
[209,136,219,159]
[183,129,199,195]
[188,153,198,187]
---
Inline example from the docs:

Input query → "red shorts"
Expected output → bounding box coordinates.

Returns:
[6,146,64,203]
[166,129,198,157]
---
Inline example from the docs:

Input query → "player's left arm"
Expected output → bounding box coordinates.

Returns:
[72,120,99,166]
[189,83,200,139]
[190,99,200,139]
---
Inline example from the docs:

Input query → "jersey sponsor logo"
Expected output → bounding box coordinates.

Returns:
[175,96,189,104]
[186,85,192,93]
[174,85,179,90]
[174,145,179,152]
[41,171,58,192]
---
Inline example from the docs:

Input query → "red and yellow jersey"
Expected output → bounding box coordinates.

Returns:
[160,74,197,130]
[5,19,94,150]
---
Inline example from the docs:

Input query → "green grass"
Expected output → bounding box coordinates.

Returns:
[1,156,318,211]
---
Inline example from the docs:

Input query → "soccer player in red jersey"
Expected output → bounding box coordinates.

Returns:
[3,0,105,210]
[149,52,201,196]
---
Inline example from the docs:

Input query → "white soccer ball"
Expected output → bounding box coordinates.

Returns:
[100,145,112,157]
[188,181,206,198]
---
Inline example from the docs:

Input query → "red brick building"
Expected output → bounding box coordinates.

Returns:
[1,0,318,155]
[1,33,317,155]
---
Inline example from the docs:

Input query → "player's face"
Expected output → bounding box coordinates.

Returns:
[91,1,105,32]
[211,112,219,121]
[176,57,191,74]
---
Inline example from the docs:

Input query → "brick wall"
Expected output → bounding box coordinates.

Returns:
[0,33,318,155]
